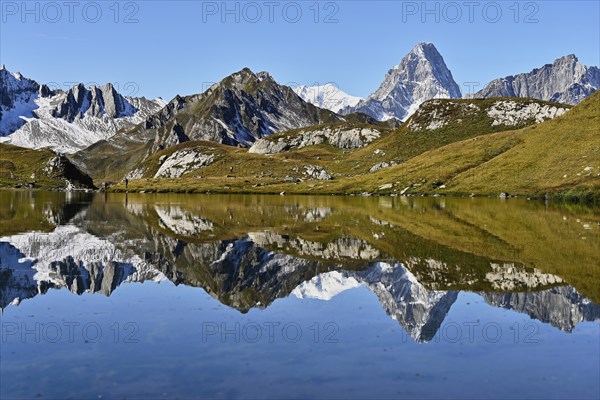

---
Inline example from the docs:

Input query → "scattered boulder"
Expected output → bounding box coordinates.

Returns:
[303,165,333,180]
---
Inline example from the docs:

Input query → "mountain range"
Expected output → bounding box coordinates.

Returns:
[293,83,362,113]
[0,43,598,197]
[0,65,165,153]
[474,54,600,105]
[2,43,598,155]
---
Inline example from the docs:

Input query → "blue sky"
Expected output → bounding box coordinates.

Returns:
[1,1,599,99]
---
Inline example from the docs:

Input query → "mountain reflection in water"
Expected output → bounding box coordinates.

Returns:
[1,191,599,343]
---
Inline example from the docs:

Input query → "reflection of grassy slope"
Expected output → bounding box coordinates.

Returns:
[364,197,600,302]
[0,191,54,236]
[101,194,599,302]
[0,191,94,236]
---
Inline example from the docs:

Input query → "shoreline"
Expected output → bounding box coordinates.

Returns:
[2,186,597,205]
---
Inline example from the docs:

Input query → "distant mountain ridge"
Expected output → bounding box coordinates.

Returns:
[474,54,600,105]
[2,45,599,174]
[0,66,166,153]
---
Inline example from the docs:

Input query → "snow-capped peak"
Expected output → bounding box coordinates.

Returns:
[341,42,461,121]
[293,83,362,113]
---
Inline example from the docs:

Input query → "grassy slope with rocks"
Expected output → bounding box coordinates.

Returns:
[333,91,599,199]
[111,96,593,200]
[0,143,95,189]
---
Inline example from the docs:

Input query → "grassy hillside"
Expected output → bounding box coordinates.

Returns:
[341,97,571,175]
[0,143,95,190]
[109,96,595,201]
[331,91,599,200]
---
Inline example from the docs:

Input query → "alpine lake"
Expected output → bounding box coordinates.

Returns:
[1,191,599,399]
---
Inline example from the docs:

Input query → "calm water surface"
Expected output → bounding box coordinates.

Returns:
[1,192,599,399]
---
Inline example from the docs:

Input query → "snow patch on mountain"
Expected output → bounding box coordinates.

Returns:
[0,67,165,153]
[0,67,44,136]
[293,84,362,113]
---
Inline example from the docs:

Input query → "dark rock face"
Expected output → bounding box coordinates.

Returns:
[52,83,136,122]
[144,236,330,312]
[475,54,600,105]
[43,154,97,189]
[49,257,132,296]
[145,68,342,151]
[0,67,56,135]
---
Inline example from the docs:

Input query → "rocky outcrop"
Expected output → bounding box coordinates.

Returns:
[43,154,96,189]
[474,54,600,105]
[303,165,333,180]
[341,42,461,121]
[249,125,384,154]
[153,148,215,178]
[406,98,570,133]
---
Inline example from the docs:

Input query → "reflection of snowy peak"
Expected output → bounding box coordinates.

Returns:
[353,262,458,342]
[0,242,38,309]
[0,66,165,153]
[293,261,458,342]
[0,225,166,308]
[292,271,361,300]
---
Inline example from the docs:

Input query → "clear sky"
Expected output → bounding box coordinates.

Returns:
[1,1,599,100]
